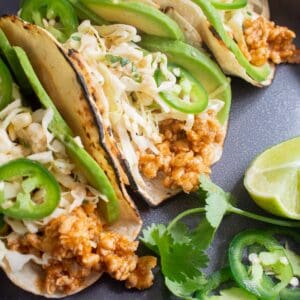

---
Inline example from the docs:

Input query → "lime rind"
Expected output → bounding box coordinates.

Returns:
[249,137,300,169]
[245,168,300,217]
[252,162,300,173]
[244,137,300,220]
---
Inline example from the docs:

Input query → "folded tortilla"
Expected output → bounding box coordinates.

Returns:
[0,16,143,298]
[0,16,229,206]
[146,0,274,86]
[0,15,141,232]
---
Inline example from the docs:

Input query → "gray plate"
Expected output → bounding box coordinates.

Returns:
[0,1,299,299]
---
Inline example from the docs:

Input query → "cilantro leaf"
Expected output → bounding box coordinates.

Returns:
[199,175,235,228]
[105,54,130,67]
[120,57,130,67]
[190,218,216,249]
[140,224,167,255]
[105,54,119,64]
[141,222,209,282]
[161,243,209,281]
[165,275,207,300]
[200,175,235,205]
[199,175,225,195]
[199,175,300,229]
[71,35,81,41]
[205,192,229,228]
[169,222,191,244]
[141,175,300,300]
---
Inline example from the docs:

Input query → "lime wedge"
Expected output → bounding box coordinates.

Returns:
[244,137,300,220]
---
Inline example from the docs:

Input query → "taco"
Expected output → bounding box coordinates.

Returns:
[135,0,299,86]
[0,27,156,298]
[0,14,231,205]
[69,0,299,86]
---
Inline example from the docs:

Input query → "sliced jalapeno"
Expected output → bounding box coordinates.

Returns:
[229,230,293,299]
[266,229,300,300]
[155,64,208,114]
[0,58,13,111]
[211,0,247,10]
[20,0,79,42]
[0,159,60,220]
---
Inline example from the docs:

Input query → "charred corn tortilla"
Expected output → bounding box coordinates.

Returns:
[0,101,102,298]
[147,0,275,86]
[0,16,148,298]
[62,22,229,205]
[63,22,228,205]
[0,16,229,206]
[0,16,141,236]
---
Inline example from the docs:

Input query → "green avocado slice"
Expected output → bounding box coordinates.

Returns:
[77,0,184,40]
[192,0,271,82]
[0,29,32,95]
[13,46,120,223]
[68,0,107,25]
[139,36,231,124]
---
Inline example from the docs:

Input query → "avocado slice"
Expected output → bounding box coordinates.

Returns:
[78,0,184,40]
[0,29,32,95]
[13,46,120,223]
[139,35,231,124]
[192,0,271,82]
[68,0,107,25]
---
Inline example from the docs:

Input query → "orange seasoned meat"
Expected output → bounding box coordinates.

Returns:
[242,16,299,66]
[9,203,156,294]
[139,111,225,192]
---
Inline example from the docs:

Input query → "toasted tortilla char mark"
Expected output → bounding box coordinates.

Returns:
[207,22,230,54]
[161,5,173,13]
[57,45,129,190]
[208,24,221,40]
[68,55,140,193]
[0,16,141,239]
[66,49,130,186]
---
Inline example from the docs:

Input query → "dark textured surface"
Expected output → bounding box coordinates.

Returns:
[0,1,299,299]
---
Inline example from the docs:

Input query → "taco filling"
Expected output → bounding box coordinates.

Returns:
[0,88,156,295]
[64,21,226,193]
[241,16,299,65]
[211,3,300,65]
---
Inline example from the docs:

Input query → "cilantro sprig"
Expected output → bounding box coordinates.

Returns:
[105,54,130,67]
[141,175,300,299]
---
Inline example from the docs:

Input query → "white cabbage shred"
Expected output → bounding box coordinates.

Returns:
[0,89,104,271]
[0,239,49,273]
[64,21,224,188]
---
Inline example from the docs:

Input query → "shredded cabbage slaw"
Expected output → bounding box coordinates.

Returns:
[0,87,104,272]
[64,21,225,189]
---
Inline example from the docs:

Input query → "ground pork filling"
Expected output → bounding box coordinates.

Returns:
[139,110,225,193]
[241,16,300,66]
[7,203,156,294]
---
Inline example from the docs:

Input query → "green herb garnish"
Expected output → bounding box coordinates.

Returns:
[105,54,130,67]
[71,35,81,41]
[141,175,300,299]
